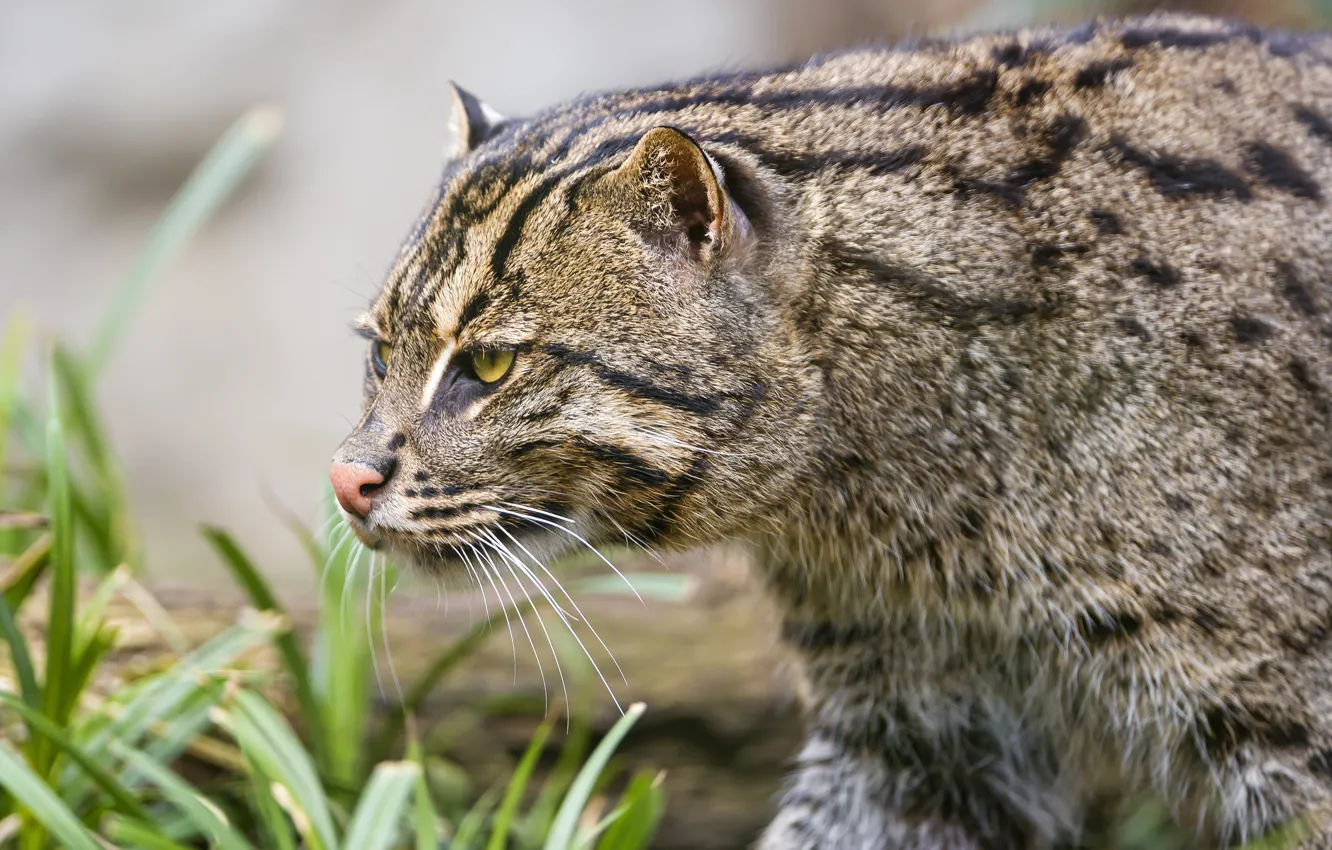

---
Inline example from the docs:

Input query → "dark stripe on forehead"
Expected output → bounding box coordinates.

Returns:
[487,134,640,280]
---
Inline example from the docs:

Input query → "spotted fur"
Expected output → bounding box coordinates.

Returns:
[334,13,1332,848]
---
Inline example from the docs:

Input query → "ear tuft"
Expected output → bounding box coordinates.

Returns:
[613,126,749,266]
[447,82,506,157]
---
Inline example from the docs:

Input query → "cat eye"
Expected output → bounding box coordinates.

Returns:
[370,340,391,379]
[468,347,515,384]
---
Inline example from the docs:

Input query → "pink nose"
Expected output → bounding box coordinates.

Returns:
[329,461,387,518]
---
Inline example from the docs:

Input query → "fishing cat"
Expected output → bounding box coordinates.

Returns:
[330,13,1332,848]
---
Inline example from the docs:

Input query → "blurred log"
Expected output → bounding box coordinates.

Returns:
[58,545,802,850]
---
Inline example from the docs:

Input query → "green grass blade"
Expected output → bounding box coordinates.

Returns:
[89,106,283,372]
[310,495,373,786]
[0,741,101,850]
[406,735,439,850]
[593,771,664,850]
[370,597,533,762]
[0,311,29,512]
[573,573,690,602]
[218,689,338,850]
[451,783,501,850]
[1,534,51,613]
[36,363,76,771]
[544,702,647,850]
[63,612,280,804]
[0,593,39,709]
[487,719,553,850]
[0,693,149,821]
[341,761,420,850]
[202,526,325,767]
[248,773,298,850]
[50,346,133,572]
[101,814,196,850]
[110,740,255,850]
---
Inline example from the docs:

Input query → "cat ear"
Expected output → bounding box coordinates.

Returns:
[610,126,752,267]
[446,82,506,157]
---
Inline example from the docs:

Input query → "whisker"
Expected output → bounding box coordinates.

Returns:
[379,553,403,706]
[466,543,519,681]
[479,528,620,713]
[366,553,385,701]
[473,536,570,723]
[497,501,575,525]
[453,542,495,632]
[467,538,548,706]
[484,504,645,607]
[606,514,666,567]
[483,526,628,707]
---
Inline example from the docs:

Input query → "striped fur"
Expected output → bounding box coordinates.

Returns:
[334,13,1332,848]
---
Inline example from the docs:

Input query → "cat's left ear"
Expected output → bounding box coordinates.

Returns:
[609,126,753,268]
[447,82,506,157]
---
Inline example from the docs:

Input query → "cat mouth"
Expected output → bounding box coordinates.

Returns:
[342,501,585,573]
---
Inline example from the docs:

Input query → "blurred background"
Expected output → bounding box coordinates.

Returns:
[0,1,1324,847]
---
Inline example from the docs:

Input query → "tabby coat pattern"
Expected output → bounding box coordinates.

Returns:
[333,13,1332,848]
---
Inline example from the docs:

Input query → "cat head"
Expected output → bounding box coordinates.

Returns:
[330,86,812,576]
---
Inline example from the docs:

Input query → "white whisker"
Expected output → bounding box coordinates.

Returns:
[366,554,385,701]
[484,504,645,606]
[467,538,550,709]
[379,554,403,706]
[480,550,521,682]
[482,526,627,709]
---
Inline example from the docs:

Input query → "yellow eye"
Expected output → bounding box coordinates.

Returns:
[469,348,515,384]
[371,340,391,379]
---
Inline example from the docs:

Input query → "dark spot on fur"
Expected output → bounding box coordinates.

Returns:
[1276,261,1320,316]
[1215,77,1237,94]
[1030,243,1064,268]
[1244,142,1321,200]
[992,42,1030,67]
[1081,608,1144,641]
[1231,315,1274,344]
[1074,58,1132,89]
[1263,719,1312,748]
[781,620,877,650]
[1089,209,1122,234]
[387,433,406,451]
[1014,78,1051,106]
[1181,330,1208,348]
[1192,605,1225,633]
[1110,137,1252,200]
[419,487,439,498]
[1308,749,1332,779]
[404,489,417,498]
[1290,358,1318,394]
[1197,703,1254,754]
[1131,257,1181,287]
[413,471,430,482]
[1294,104,1332,146]
[973,113,1086,204]
[1121,27,1234,50]
[1165,493,1192,512]
[960,507,985,539]
[1147,539,1173,556]
[1117,317,1151,339]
